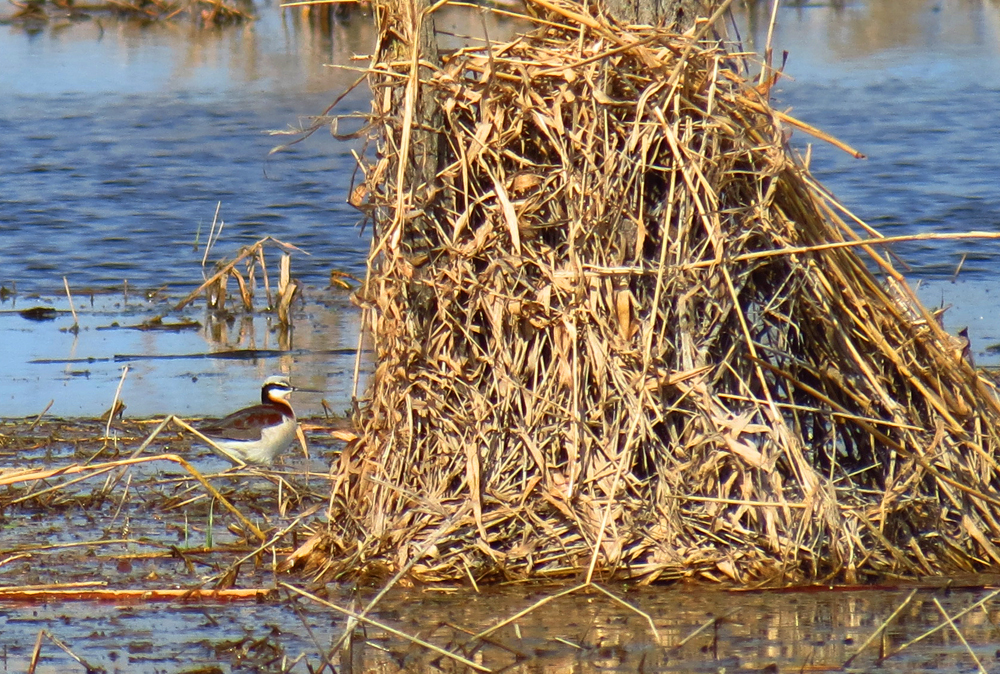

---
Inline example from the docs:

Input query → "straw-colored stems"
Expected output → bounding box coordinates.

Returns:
[62,276,79,334]
[257,246,273,308]
[171,416,248,467]
[201,201,224,268]
[277,252,296,325]
[103,365,129,441]
[1,446,265,542]
[231,265,254,312]
[173,236,276,313]
[28,630,101,674]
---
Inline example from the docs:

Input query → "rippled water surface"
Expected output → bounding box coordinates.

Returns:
[1,16,371,290]
[2,1,999,419]
[754,0,1000,279]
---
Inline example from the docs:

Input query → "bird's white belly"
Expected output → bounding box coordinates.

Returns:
[214,417,297,465]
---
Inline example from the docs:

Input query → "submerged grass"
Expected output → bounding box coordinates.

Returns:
[0,416,345,591]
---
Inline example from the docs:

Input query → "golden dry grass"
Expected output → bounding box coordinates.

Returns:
[324,0,1000,585]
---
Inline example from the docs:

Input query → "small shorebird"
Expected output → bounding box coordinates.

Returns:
[198,375,300,466]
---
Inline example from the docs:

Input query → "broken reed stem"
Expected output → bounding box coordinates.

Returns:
[257,245,273,308]
[202,201,224,271]
[277,252,295,325]
[172,416,248,467]
[169,235,307,314]
[27,630,101,674]
[62,276,78,332]
[104,365,129,440]
[717,230,1000,267]
[27,400,54,433]
[27,630,43,674]
[759,0,779,89]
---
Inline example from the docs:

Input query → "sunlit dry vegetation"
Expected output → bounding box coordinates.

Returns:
[313,0,1000,586]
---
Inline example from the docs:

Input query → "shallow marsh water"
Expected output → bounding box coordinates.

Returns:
[4,0,1000,672]
[7,578,1000,672]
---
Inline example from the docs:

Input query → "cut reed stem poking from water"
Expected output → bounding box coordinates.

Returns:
[61,276,78,334]
[277,252,296,325]
[324,0,1000,585]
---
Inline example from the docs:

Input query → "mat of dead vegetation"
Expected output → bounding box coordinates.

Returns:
[312,0,1000,587]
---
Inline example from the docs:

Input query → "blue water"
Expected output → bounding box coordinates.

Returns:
[6,3,999,290]
[0,7,382,416]
[749,1,1000,278]
[0,10,375,294]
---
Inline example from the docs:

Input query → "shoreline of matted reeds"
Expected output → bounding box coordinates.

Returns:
[308,0,1000,587]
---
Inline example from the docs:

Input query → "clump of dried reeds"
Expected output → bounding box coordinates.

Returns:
[164,235,303,325]
[331,0,1000,585]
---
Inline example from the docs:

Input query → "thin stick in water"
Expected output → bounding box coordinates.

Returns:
[202,201,224,271]
[26,400,54,433]
[62,276,79,333]
[842,588,917,668]
[104,365,129,441]
[933,597,987,674]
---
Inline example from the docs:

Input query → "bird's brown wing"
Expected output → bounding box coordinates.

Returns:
[198,405,287,441]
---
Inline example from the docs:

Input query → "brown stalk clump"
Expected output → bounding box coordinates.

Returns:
[329,0,1000,585]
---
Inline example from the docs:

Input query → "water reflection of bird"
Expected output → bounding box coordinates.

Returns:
[198,375,300,466]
